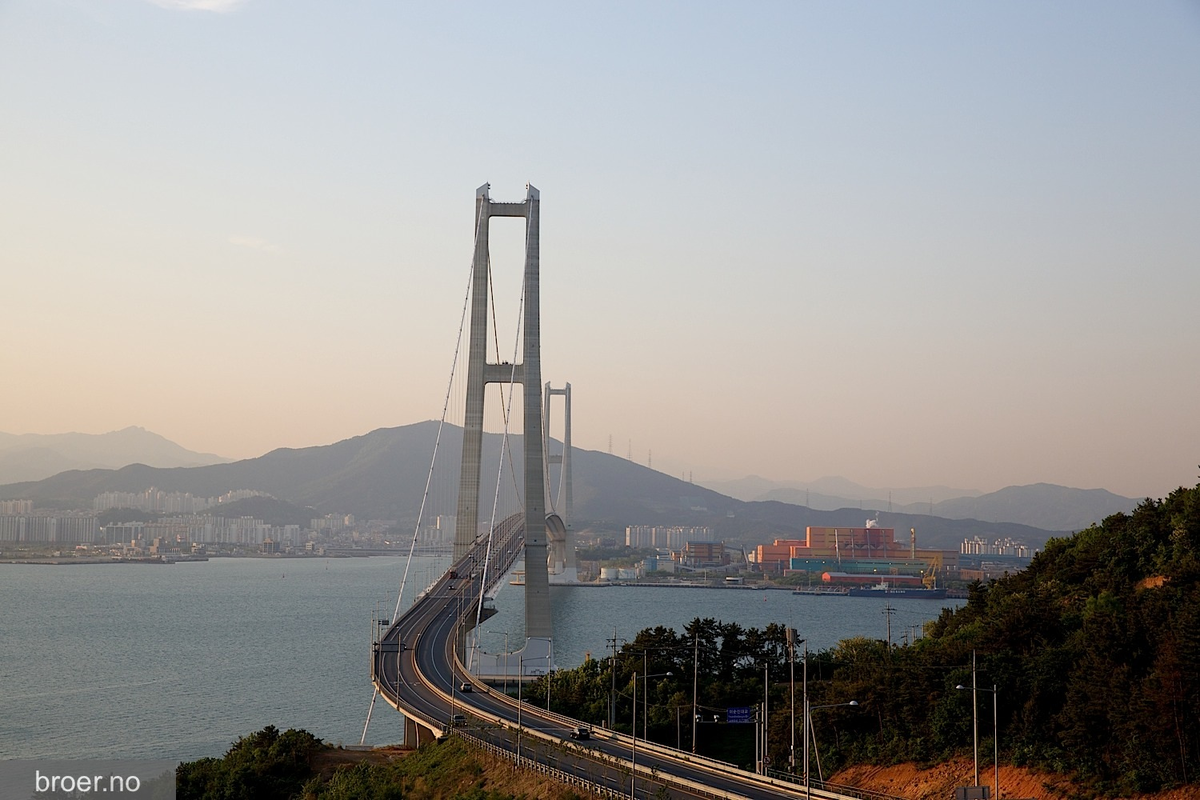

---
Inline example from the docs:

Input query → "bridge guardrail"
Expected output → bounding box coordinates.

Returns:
[456,731,625,800]
[456,729,751,800]
[379,528,862,800]
[448,621,863,800]
[765,768,907,800]
[440,641,764,799]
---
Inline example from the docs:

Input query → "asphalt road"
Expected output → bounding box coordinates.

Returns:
[372,516,855,800]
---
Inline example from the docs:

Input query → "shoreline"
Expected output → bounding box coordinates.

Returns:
[0,549,448,565]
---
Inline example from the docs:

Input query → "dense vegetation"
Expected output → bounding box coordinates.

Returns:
[177,483,1198,797]
[176,725,582,799]
[177,726,324,799]
[531,482,1200,795]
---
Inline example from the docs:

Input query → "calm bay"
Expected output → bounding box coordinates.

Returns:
[0,557,961,762]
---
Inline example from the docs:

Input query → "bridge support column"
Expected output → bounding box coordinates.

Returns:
[545,382,577,583]
[403,715,439,748]
[453,182,552,642]
[520,186,552,640]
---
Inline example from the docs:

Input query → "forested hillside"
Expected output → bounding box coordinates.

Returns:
[535,481,1200,795]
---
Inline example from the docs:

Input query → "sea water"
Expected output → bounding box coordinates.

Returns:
[0,558,961,762]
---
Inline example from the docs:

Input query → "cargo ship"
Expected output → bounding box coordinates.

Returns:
[847,581,947,599]
[792,586,850,596]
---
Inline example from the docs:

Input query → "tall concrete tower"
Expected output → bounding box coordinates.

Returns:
[545,382,577,582]
[453,183,552,641]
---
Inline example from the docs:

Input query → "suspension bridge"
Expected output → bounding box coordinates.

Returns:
[362,183,866,799]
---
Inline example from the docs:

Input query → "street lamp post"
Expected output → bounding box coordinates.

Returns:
[972,651,978,786]
[547,639,554,713]
[990,685,999,800]
[763,663,769,775]
[631,670,637,800]
[691,631,699,754]
[755,703,762,776]
[804,700,859,799]
[800,639,808,784]
[629,667,673,799]
[515,654,550,765]
[609,628,622,733]
[450,591,460,722]
[957,682,999,799]
[639,670,674,741]
[524,653,551,712]
[788,629,805,774]
[517,655,523,763]
[789,631,795,772]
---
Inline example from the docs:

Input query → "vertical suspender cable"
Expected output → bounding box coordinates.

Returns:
[473,278,524,654]
[363,209,483,743]
[391,208,485,622]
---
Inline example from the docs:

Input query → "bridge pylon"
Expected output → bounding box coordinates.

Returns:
[545,382,577,583]
[453,183,553,642]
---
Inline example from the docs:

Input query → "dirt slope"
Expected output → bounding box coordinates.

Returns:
[832,759,1200,800]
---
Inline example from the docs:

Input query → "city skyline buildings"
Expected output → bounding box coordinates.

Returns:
[2,2,1198,500]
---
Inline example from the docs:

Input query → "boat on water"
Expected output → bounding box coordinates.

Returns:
[792,586,849,596]
[847,582,947,599]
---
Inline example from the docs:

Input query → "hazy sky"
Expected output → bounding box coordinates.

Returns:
[2,1,1197,498]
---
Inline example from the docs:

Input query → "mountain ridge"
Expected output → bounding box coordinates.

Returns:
[0,426,229,484]
[0,422,1092,550]
[701,475,1138,531]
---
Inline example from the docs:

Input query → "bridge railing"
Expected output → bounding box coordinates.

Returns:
[378,515,876,800]
[765,768,907,800]
[454,731,626,800]
[455,728,749,800]
[450,631,869,800]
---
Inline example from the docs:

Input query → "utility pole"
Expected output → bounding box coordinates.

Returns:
[763,663,769,774]
[517,655,523,763]
[631,671,638,799]
[608,629,619,730]
[547,638,554,714]
[788,628,802,773]
[755,703,761,775]
[992,684,999,800]
[803,641,809,796]
[692,630,699,753]
[972,650,980,788]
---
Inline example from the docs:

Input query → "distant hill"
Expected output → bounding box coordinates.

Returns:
[928,483,1139,531]
[566,457,1059,550]
[0,427,229,484]
[0,422,1067,552]
[0,422,455,522]
[701,475,982,509]
[699,475,1138,532]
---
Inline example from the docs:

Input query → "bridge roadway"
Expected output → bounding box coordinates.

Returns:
[372,515,860,800]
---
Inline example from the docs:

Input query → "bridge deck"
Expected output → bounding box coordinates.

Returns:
[369,513,882,800]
